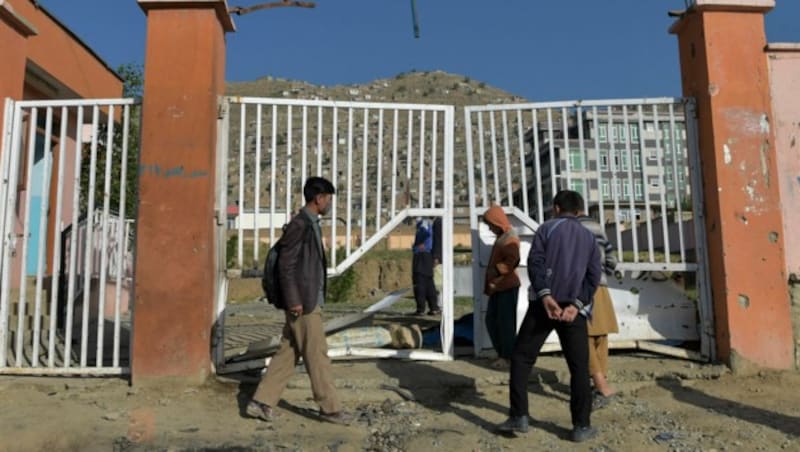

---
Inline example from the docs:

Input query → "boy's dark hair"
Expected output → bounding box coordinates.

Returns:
[303,177,336,202]
[553,190,584,214]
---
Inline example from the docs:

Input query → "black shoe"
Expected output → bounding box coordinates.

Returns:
[571,425,598,443]
[497,416,529,434]
[409,310,425,316]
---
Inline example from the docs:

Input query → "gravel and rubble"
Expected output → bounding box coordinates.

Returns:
[0,355,798,451]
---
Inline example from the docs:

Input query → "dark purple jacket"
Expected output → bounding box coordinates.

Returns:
[527,215,602,315]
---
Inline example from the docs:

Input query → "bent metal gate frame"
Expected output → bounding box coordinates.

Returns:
[213,97,457,366]
[465,97,715,361]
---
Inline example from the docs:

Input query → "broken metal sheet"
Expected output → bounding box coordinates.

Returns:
[217,288,411,373]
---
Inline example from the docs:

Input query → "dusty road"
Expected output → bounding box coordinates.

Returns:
[0,354,798,451]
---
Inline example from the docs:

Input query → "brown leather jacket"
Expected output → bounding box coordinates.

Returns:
[278,208,327,313]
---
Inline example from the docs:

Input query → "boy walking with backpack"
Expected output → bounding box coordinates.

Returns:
[497,190,601,443]
[247,177,352,425]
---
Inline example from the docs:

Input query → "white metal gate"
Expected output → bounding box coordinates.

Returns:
[0,98,138,375]
[215,97,456,363]
[465,98,714,360]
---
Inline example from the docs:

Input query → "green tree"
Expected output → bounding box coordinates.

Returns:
[80,63,141,219]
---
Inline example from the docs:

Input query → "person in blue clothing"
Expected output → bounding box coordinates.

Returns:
[497,190,602,443]
[411,218,440,316]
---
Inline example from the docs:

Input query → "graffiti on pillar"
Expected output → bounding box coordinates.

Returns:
[139,163,208,180]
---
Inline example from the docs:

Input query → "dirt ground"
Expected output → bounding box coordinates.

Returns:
[0,353,798,452]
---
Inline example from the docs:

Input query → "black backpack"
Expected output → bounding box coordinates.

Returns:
[261,220,313,308]
[262,239,285,308]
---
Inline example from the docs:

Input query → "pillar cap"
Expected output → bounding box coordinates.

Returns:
[0,0,38,37]
[669,0,774,35]
[766,43,800,53]
[138,0,236,32]
[689,0,774,12]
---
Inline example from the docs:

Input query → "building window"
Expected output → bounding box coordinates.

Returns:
[570,179,585,194]
[613,180,621,198]
[612,151,620,170]
[602,181,610,198]
[600,151,609,170]
[633,152,641,170]
[569,150,584,170]
[611,124,618,142]
[621,152,630,171]
[597,124,607,142]
[630,125,639,143]
[623,181,631,198]
[635,180,643,199]
[648,149,659,161]
[649,176,661,189]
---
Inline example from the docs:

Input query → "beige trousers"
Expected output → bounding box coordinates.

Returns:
[252,306,340,414]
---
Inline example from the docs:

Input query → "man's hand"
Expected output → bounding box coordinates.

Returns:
[559,305,579,323]
[542,295,562,320]
[287,305,303,318]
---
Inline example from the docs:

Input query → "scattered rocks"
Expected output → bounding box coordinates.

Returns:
[102,411,121,421]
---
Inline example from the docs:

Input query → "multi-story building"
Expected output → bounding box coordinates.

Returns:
[518,107,690,224]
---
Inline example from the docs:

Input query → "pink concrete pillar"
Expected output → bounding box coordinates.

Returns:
[670,0,794,370]
[0,1,36,126]
[133,0,234,384]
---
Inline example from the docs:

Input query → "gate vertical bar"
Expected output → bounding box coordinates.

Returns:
[361,108,368,246]
[346,108,353,257]
[515,110,529,215]
[269,105,277,247]
[669,103,686,262]
[48,107,69,367]
[441,105,454,358]
[96,105,116,367]
[15,107,39,365]
[418,111,425,208]
[0,102,23,368]
[64,106,85,368]
[376,109,384,228]
[113,105,132,367]
[391,109,398,217]
[638,105,655,261]
[429,111,437,209]
[464,107,481,355]
[254,104,262,265]
[32,108,55,366]
[685,98,715,360]
[285,105,293,220]
[237,104,245,267]
[532,109,544,223]
[623,105,639,261]
[501,111,513,204]
[79,106,100,367]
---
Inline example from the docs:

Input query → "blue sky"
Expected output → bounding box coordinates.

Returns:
[42,0,800,101]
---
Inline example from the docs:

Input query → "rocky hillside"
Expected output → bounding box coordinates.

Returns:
[223,71,529,211]
[226,70,526,111]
